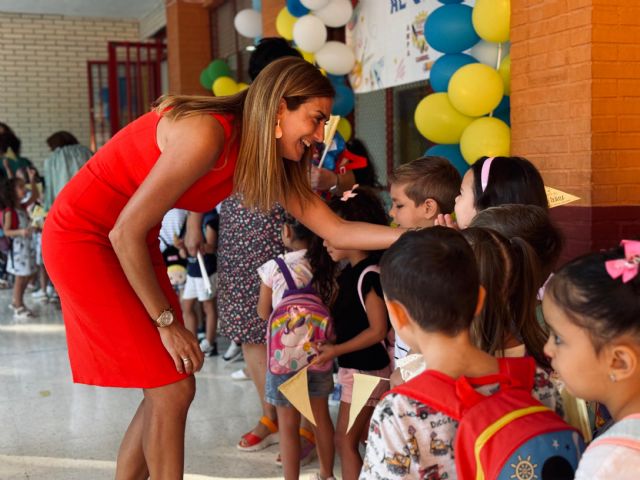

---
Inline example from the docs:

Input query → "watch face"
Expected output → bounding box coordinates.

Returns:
[157,310,174,327]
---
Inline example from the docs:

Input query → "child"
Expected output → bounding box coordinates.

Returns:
[2,171,39,319]
[258,214,336,480]
[440,155,548,229]
[543,240,640,478]
[177,209,219,356]
[470,204,563,294]
[461,227,550,368]
[362,227,566,479]
[388,156,461,229]
[313,186,391,480]
[387,156,461,368]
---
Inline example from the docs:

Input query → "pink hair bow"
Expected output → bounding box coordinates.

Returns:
[341,184,359,202]
[605,240,640,283]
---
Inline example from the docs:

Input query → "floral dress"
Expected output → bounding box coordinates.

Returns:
[7,208,36,277]
[217,194,285,344]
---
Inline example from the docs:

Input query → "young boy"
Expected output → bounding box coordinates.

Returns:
[360,228,559,479]
[388,156,461,230]
[387,156,461,363]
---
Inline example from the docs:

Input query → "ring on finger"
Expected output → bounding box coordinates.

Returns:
[181,357,191,363]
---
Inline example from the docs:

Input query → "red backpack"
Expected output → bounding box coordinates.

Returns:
[390,357,585,480]
[0,208,18,254]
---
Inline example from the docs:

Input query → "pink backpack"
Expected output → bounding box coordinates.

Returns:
[266,257,334,375]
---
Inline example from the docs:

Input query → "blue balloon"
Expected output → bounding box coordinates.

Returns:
[439,0,463,3]
[286,0,309,17]
[424,5,479,54]
[332,84,355,117]
[494,108,511,127]
[426,144,469,176]
[327,74,347,86]
[495,95,510,114]
[430,53,477,92]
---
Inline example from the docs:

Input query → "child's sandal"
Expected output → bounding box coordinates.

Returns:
[275,427,317,466]
[237,415,279,452]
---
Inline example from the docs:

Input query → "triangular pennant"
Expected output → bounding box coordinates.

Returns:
[545,186,580,208]
[278,367,316,426]
[347,373,384,433]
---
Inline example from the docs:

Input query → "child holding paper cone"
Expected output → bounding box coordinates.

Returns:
[312,186,392,480]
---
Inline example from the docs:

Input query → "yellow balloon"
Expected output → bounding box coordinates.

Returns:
[212,76,239,96]
[414,93,474,144]
[237,82,250,92]
[460,117,511,164]
[499,54,511,96]
[337,117,352,142]
[448,63,504,117]
[297,48,315,64]
[472,0,510,43]
[276,7,296,41]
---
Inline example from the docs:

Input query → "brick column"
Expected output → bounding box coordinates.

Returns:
[261,0,285,38]
[166,0,212,94]
[511,1,640,261]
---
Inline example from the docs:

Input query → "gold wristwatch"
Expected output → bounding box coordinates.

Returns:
[154,308,174,328]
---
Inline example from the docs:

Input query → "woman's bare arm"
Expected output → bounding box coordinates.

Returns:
[283,192,403,250]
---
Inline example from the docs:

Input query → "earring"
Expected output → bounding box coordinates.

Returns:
[609,373,617,382]
[275,119,283,139]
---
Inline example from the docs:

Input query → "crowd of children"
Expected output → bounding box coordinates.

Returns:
[248,153,640,480]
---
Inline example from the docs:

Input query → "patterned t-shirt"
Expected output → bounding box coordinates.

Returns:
[257,249,313,308]
[360,368,563,479]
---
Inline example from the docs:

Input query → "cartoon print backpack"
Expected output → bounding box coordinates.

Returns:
[267,257,334,375]
[391,357,585,480]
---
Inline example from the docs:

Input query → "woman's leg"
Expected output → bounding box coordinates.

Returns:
[310,397,335,479]
[335,402,374,480]
[202,297,217,344]
[239,343,277,445]
[181,298,197,336]
[115,400,149,480]
[276,405,301,480]
[12,274,29,307]
[141,376,196,480]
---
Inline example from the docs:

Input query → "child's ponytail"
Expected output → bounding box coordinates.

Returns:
[510,236,550,369]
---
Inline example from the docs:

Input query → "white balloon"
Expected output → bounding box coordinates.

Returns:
[293,15,327,53]
[314,0,353,28]
[469,40,511,68]
[233,9,262,38]
[315,41,356,75]
[301,0,330,10]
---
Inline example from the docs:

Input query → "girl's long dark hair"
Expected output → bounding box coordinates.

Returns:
[462,227,550,369]
[306,186,389,306]
[2,178,22,210]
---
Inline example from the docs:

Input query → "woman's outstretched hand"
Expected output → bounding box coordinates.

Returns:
[434,213,459,230]
[158,323,204,375]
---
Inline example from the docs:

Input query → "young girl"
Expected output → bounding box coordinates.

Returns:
[461,227,551,369]
[542,241,640,478]
[3,171,39,319]
[257,214,336,480]
[313,186,391,480]
[439,155,548,229]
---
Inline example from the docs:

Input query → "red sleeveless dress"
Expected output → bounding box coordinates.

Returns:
[42,111,239,388]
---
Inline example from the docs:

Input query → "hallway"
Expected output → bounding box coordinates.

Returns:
[0,289,320,479]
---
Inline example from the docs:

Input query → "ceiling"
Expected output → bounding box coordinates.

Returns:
[0,0,162,19]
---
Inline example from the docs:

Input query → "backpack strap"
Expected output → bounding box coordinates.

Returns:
[357,265,380,311]
[589,414,640,452]
[274,257,298,292]
[498,356,536,391]
[391,369,464,420]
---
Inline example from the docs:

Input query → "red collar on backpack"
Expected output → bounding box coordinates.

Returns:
[1,207,18,230]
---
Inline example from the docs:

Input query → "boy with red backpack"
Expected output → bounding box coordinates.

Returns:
[360,227,584,480]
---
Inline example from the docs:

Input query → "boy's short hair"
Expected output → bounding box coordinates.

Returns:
[388,156,461,214]
[380,227,479,336]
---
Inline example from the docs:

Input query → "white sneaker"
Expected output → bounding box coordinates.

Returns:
[199,339,218,357]
[31,289,47,299]
[13,306,36,320]
[230,368,250,381]
[222,341,242,361]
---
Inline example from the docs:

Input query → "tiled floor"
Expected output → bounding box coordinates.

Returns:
[0,288,329,479]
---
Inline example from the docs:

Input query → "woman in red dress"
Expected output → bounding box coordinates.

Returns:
[42,57,400,479]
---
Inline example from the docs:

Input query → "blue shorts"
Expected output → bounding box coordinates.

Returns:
[265,369,334,407]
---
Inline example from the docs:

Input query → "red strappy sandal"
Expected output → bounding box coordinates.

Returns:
[237,415,279,452]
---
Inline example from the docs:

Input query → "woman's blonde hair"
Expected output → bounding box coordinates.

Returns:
[155,57,334,211]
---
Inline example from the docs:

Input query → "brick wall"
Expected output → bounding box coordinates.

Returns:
[511,1,640,259]
[0,12,139,167]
